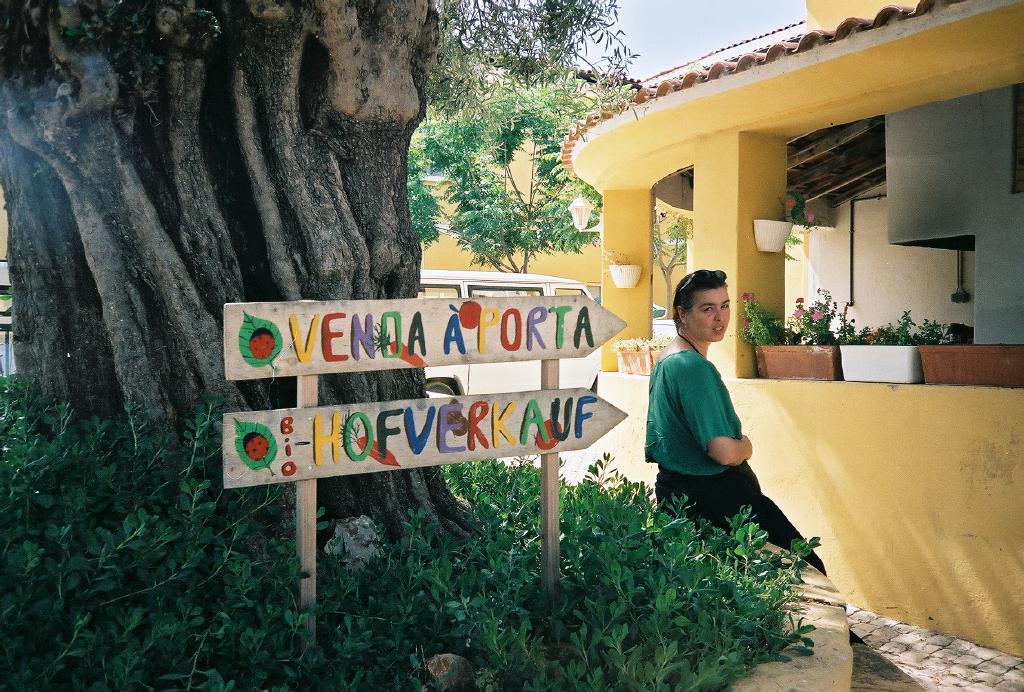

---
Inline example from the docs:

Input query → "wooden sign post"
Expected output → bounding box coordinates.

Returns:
[295,375,317,641]
[540,359,560,599]
[222,295,626,639]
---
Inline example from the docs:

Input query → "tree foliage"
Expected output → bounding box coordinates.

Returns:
[414,78,604,272]
[430,0,633,116]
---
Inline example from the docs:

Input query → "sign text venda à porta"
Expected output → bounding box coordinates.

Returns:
[224,296,625,380]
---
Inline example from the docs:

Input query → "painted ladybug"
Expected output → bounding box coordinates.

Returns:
[249,328,277,360]
[243,432,270,461]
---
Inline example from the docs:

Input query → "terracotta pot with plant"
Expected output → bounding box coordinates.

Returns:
[611,338,648,375]
[918,330,1024,387]
[740,289,843,380]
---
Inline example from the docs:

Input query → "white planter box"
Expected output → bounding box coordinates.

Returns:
[753,219,793,253]
[839,345,923,384]
[609,264,642,289]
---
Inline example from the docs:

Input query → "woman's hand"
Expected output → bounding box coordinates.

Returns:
[707,435,753,467]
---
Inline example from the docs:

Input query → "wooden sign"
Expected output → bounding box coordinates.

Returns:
[223,296,625,380]
[223,388,626,489]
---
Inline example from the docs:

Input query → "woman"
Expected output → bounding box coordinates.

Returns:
[646,269,826,574]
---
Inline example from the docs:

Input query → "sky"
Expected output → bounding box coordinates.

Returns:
[594,0,808,82]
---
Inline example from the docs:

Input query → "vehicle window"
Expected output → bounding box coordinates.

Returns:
[554,287,585,297]
[418,284,461,298]
[468,285,543,297]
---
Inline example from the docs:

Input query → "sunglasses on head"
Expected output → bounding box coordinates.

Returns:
[677,269,727,294]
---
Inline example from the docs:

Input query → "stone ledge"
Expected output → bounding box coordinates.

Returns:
[731,565,853,691]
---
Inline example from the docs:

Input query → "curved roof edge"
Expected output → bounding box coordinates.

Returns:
[560,0,962,177]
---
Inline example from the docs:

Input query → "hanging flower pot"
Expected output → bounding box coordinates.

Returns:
[753,220,794,253]
[609,263,642,289]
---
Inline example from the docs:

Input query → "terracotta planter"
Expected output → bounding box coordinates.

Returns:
[616,349,651,375]
[840,345,923,384]
[649,348,662,371]
[918,345,1024,387]
[754,345,843,381]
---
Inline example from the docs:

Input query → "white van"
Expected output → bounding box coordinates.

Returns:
[418,269,601,395]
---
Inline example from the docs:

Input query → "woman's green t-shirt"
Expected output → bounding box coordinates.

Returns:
[645,350,742,476]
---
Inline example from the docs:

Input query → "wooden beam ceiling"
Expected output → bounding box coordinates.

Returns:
[788,117,883,168]
[654,116,887,210]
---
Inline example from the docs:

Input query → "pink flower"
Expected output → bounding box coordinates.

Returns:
[812,310,825,321]
[806,211,815,224]
[793,308,805,318]
[785,197,796,211]
[740,291,753,301]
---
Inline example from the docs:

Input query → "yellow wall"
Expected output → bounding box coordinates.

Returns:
[421,232,603,288]
[805,0,892,30]
[600,189,653,369]
[590,372,1024,657]
[692,131,787,378]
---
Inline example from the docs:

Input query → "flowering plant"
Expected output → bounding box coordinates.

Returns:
[783,191,816,228]
[610,337,645,352]
[603,249,633,265]
[741,289,850,346]
[838,310,945,346]
[789,290,842,345]
[739,292,787,346]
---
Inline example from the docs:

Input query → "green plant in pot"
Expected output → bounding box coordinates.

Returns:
[611,337,648,375]
[740,290,843,380]
[838,310,945,384]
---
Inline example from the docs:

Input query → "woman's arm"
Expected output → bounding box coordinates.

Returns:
[707,435,753,467]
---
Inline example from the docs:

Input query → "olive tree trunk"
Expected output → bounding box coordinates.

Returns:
[0,0,470,537]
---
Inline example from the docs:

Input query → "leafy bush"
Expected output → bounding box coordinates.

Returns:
[0,379,316,690]
[739,292,787,346]
[1,378,812,690]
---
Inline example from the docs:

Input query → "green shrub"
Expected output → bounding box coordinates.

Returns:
[1,378,813,690]
[442,457,815,689]
[0,378,317,690]
[837,310,947,346]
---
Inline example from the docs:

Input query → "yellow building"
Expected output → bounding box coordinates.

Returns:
[564,0,1024,656]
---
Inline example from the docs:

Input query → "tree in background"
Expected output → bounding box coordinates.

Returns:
[407,137,442,247]
[413,79,604,273]
[653,206,692,308]
[0,0,628,535]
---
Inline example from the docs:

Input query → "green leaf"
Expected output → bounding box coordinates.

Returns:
[238,312,283,369]
[233,419,277,473]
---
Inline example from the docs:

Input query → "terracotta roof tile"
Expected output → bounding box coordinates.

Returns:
[561,0,967,176]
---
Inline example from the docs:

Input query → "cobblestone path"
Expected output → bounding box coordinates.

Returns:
[849,606,1024,690]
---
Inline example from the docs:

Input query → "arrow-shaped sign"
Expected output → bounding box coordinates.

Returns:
[222,388,627,488]
[223,296,625,381]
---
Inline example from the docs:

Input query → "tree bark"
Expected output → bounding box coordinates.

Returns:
[0,0,470,538]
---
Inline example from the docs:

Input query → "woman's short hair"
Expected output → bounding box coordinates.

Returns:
[672,269,728,327]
